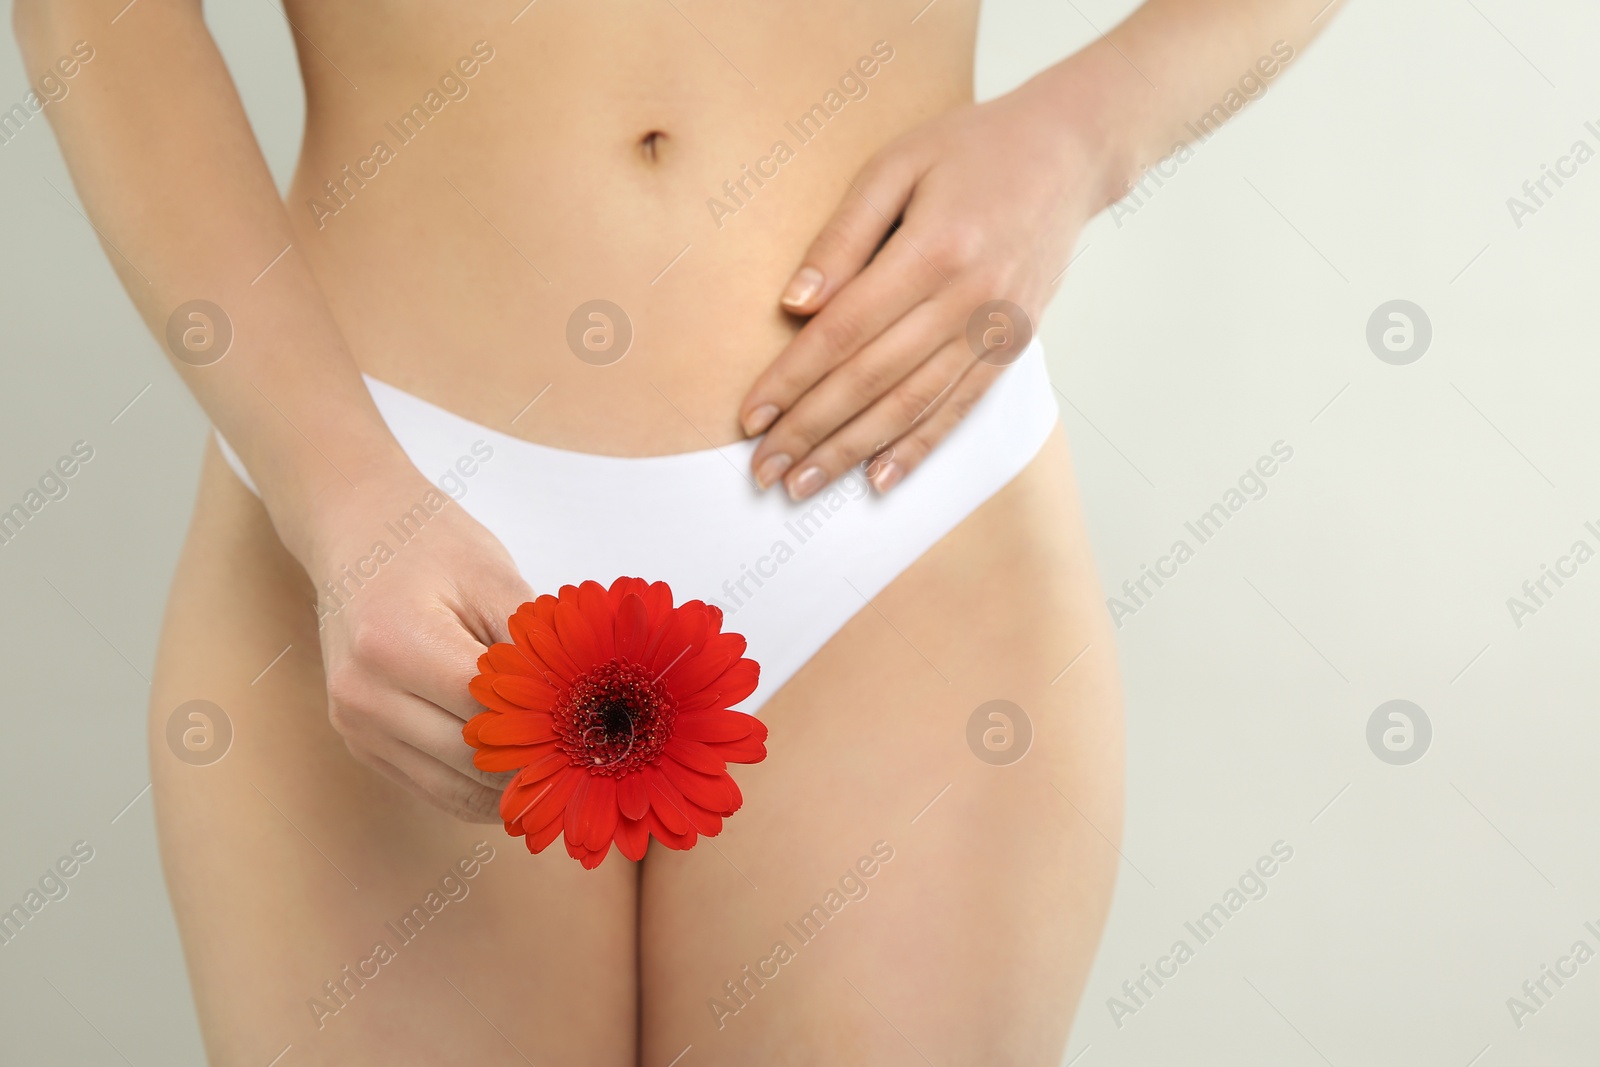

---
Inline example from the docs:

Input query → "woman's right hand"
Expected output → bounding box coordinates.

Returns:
[304,466,534,824]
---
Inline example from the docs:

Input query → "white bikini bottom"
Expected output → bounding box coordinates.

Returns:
[218,340,1059,715]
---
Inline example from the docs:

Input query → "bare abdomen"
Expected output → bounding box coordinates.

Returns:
[277,2,976,455]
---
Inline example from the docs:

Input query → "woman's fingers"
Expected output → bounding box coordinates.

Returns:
[775,148,923,316]
[348,553,533,723]
[749,301,946,491]
[871,352,1007,485]
[357,740,505,824]
[387,689,510,787]
[742,234,942,455]
[330,650,506,780]
[345,602,486,724]
[313,483,539,824]
[325,545,535,821]
[783,339,1004,498]
[459,568,536,650]
[742,165,928,441]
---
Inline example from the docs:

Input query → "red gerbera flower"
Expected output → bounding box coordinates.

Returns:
[464,577,767,869]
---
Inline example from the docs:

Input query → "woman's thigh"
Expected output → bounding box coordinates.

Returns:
[639,428,1125,1067]
[149,442,637,1067]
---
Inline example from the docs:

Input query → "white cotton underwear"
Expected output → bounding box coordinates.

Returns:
[217,340,1059,715]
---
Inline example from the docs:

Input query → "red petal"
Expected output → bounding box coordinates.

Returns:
[554,588,602,671]
[569,838,613,869]
[657,756,736,814]
[488,675,559,712]
[512,601,550,659]
[584,775,619,852]
[526,625,582,684]
[470,675,538,716]
[643,581,675,629]
[648,783,722,837]
[516,745,574,783]
[649,605,709,679]
[532,593,560,626]
[635,582,677,664]
[484,642,542,677]
[672,709,756,743]
[578,580,616,662]
[500,773,542,828]
[476,711,557,746]
[618,772,650,820]
[500,764,580,827]
[563,773,594,849]
[508,598,558,662]
[615,816,649,861]
[607,576,650,609]
[644,767,692,835]
[664,737,727,776]
[710,731,768,765]
[521,767,585,831]
[643,806,697,850]
[473,741,556,773]
[678,658,760,712]
[462,710,492,746]
[679,801,723,837]
[704,601,724,631]
[525,815,565,853]
[613,593,650,663]
[668,631,746,698]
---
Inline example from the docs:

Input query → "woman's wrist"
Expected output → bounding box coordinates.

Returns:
[265,439,428,574]
[1018,36,1177,216]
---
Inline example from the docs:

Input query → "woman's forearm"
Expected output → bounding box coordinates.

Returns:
[1029,0,1341,210]
[13,0,411,563]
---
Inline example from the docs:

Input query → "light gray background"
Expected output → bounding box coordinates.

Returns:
[3,1,1597,1064]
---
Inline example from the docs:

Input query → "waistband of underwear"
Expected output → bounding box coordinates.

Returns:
[215,339,1057,501]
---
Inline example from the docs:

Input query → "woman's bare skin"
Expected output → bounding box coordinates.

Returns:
[155,429,1119,1065]
[282,4,982,457]
[17,0,1337,1061]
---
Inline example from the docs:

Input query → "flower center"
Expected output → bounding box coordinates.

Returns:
[554,659,676,776]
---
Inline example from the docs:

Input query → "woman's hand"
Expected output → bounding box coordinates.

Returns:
[307,467,533,823]
[739,77,1119,498]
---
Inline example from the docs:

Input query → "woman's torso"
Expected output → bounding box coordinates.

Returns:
[155,21,1122,1048]
[284,1,979,454]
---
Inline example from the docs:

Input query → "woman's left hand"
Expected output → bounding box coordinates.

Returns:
[739,78,1118,498]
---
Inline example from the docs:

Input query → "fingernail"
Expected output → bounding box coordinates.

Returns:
[755,453,792,489]
[787,465,826,501]
[869,460,903,493]
[780,266,824,309]
[742,404,779,436]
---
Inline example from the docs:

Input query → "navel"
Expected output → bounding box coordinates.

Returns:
[638,129,668,163]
